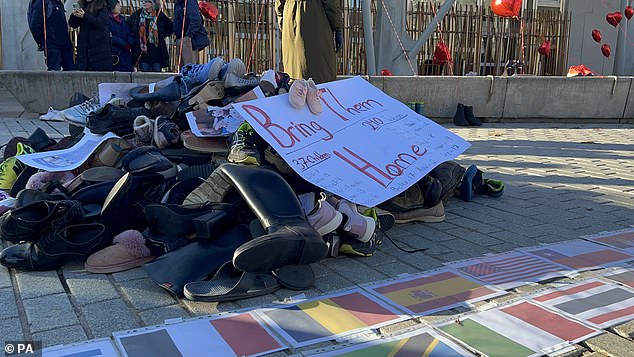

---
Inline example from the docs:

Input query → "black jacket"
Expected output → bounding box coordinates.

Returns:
[28,0,73,50]
[69,7,112,71]
[174,0,209,51]
[128,10,173,68]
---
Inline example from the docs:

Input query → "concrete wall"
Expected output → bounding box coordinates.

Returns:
[567,0,634,75]
[1,72,632,122]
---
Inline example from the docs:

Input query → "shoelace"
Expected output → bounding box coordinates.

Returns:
[232,129,257,148]
[76,97,100,115]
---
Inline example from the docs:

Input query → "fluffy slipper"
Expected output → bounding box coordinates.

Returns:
[85,230,154,274]
[25,171,75,191]
[184,261,279,302]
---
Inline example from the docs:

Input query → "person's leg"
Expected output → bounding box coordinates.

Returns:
[176,37,197,67]
[139,62,151,72]
[151,63,162,72]
[45,48,62,71]
[61,48,75,71]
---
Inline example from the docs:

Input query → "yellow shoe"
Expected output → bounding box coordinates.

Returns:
[0,143,35,190]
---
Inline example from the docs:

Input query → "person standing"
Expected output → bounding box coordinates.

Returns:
[173,0,210,67]
[275,0,343,84]
[128,0,173,72]
[108,0,133,72]
[27,0,75,70]
[69,0,112,71]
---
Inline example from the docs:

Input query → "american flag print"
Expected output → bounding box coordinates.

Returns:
[448,251,570,290]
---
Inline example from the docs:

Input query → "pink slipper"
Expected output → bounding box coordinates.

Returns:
[85,230,154,274]
[25,171,75,191]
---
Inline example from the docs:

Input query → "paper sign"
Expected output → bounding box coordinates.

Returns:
[232,76,471,207]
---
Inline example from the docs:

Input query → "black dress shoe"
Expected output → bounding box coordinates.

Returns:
[0,223,109,271]
[0,200,84,243]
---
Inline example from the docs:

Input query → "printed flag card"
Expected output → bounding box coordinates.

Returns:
[530,278,634,328]
[254,288,407,348]
[114,312,285,357]
[438,300,601,357]
[521,239,633,273]
[583,227,634,255]
[602,268,634,289]
[307,327,474,356]
[365,268,506,316]
[43,338,118,357]
[447,251,571,290]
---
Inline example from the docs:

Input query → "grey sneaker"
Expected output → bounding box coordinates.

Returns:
[392,201,445,224]
[226,122,260,165]
[302,192,343,236]
[62,96,100,126]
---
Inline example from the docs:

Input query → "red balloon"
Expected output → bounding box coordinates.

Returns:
[592,29,602,43]
[606,12,623,27]
[538,40,551,56]
[601,44,611,58]
[380,69,393,76]
[491,0,522,18]
[625,6,634,20]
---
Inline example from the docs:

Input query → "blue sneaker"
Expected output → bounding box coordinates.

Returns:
[180,57,225,89]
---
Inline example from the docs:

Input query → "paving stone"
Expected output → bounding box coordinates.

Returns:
[584,332,634,357]
[314,274,354,294]
[22,294,79,333]
[138,305,191,326]
[0,287,18,320]
[326,258,389,284]
[15,271,65,300]
[445,228,503,246]
[81,299,140,338]
[111,267,149,282]
[65,275,120,306]
[0,266,12,288]
[0,318,24,342]
[488,242,521,253]
[612,319,634,339]
[373,261,421,277]
[118,278,178,311]
[31,325,87,348]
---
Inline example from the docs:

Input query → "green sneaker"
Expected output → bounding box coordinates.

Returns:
[0,142,35,190]
[339,208,381,257]
[227,121,260,165]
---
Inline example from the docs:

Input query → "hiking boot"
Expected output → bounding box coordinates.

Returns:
[328,196,376,243]
[339,231,381,257]
[306,78,323,115]
[39,107,64,121]
[289,79,308,109]
[62,96,100,126]
[392,201,445,224]
[0,143,36,191]
[133,115,154,146]
[180,56,225,89]
[0,223,109,271]
[153,116,181,149]
[464,105,482,126]
[453,103,469,126]
[301,192,343,236]
[259,69,278,97]
[226,122,260,165]
[428,161,466,203]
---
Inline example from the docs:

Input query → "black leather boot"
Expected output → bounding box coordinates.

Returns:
[453,103,469,126]
[464,105,482,126]
[213,164,328,272]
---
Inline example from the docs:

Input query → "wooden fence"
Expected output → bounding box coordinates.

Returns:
[106,0,570,76]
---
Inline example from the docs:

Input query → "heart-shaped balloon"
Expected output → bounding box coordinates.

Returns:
[606,12,623,27]
[538,40,551,56]
[592,29,602,43]
[625,6,634,20]
[601,43,611,58]
[491,0,523,18]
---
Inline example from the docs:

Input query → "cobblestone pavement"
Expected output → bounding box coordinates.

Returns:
[1,87,634,356]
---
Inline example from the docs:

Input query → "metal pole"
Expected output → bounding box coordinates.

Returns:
[361,0,376,75]
[614,0,627,75]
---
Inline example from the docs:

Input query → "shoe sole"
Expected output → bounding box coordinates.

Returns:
[315,210,343,236]
[183,166,234,205]
[394,214,445,224]
[227,155,260,165]
[85,256,154,274]
[101,172,132,214]
[187,81,225,109]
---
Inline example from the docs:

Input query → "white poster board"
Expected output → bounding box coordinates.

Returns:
[232,76,471,207]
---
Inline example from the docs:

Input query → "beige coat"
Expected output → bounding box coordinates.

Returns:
[275,0,342,84]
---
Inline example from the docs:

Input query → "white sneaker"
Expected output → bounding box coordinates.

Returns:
[39,107,64,121]
[306,78,323,115]
[259,69,278,97]
[300,192,343,236]
[61,96,100,126]
[328,196,376,243]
